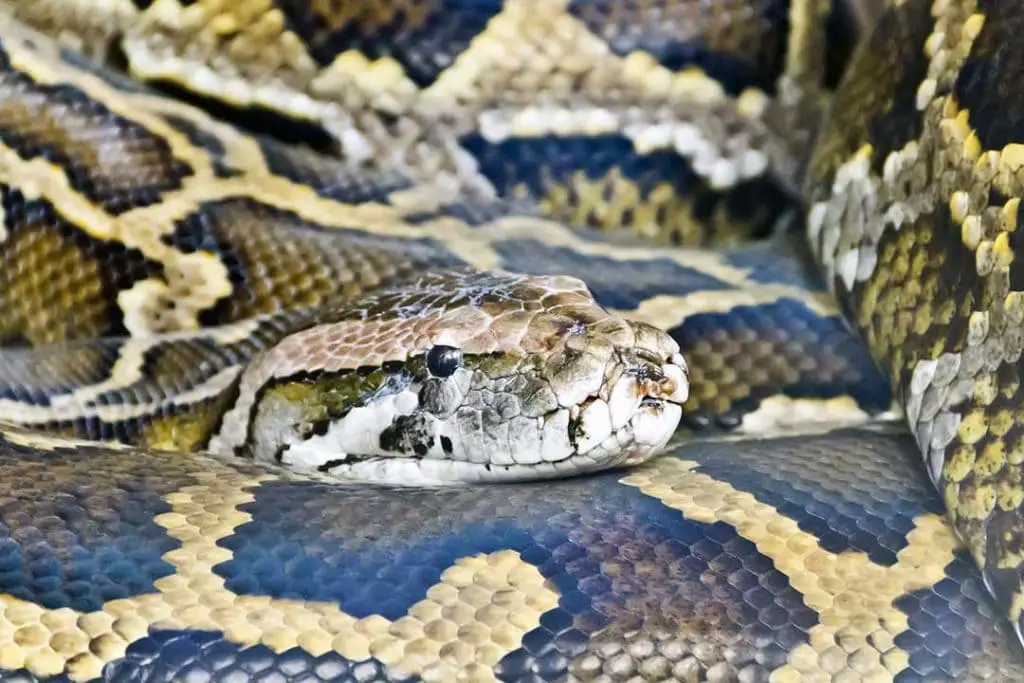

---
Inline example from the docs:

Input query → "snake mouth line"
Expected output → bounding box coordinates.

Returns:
[570,384,683,466]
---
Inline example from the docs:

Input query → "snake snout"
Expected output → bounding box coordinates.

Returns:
[638,351,689,406]
[620,346,689,405]
[569,340,689,470]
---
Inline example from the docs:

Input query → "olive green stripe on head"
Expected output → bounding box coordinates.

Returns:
[242,361,425,462]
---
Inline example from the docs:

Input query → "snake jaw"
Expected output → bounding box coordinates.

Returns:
[569,340,689,469]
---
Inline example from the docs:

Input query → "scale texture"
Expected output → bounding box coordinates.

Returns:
[0,0,1022,680]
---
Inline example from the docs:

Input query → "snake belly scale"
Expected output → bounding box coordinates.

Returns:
[0,0,1022,680]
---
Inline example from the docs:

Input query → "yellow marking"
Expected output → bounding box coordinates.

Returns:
[924,19,945,54]
[124,90,272,176]
[975,441,1007,478]
[0,423,131,452]
[619,286,837,330]
[961,215,983,249]
[943,96,957,119]
[4,28,214,178]
[996,143,1024,194]
[963,13,986,41]
[736,395,874,435]
[1012,592,1024,623]
[0,142,112,240]
[957,409,989,445]
[998,479,1024,514]
[784,0,832,81]
[1002,198,1020,231]
[945,444,977,483]
[971,374,998,410]
[963,130,981,161]
[0,467,559,680]
[990,407,1014,437]
[949,190,971,224]
[0,0,138,59]
[125,0,323,114]
[117,257,232,335]
[915,77,937,112]
[1000,144,1024,172]
[310,51,419,117]
[0,366,242,425]
[853,143,873,166]
[956,481,996,521]
[736,88,770,119]
[1006,291,1024,326]
[945,103,1024,198]
[423,0,731,108]
[993,231,1014,267]
[941,109,973,152]
[622,458,960,682]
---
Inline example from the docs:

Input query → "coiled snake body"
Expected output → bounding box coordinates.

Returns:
[0,0,1023,680]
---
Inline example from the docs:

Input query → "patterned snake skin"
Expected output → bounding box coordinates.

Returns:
[0,0,1023,680]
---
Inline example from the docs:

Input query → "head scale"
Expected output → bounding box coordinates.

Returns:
[209,270,688,484]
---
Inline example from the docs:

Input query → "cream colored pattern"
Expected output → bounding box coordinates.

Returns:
[622,458,962,681]
[0,465,560,681]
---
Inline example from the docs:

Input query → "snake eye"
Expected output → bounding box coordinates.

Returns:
[426,345,463,378]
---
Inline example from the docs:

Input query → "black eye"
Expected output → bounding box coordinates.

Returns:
[426,345,462,378]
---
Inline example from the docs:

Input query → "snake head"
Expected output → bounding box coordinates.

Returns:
[209,270,688,484]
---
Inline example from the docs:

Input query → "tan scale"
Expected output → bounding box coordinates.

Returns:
[18,0,810,231]
[0,462,560,681]
[1,0,1024,679]
[623,458,962,681]
[806,0,1024,641]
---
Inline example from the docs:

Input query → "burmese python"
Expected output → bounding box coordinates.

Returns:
[0,0,1022,680]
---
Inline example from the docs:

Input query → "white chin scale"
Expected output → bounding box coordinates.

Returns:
[317,457,613,486]
[277,400,680,487]
[574,399,681,470]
